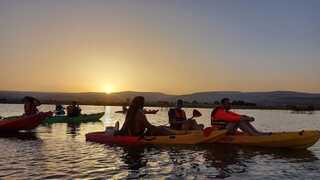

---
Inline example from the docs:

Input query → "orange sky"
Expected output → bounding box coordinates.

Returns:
[0,1,319,94]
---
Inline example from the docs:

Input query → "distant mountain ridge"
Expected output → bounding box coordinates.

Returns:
[0,90,320,107]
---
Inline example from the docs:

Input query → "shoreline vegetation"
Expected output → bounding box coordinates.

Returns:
[1,90,319,111]
[0,100,318,111]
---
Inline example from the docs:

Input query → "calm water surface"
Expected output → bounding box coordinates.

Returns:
[0,104,320,179]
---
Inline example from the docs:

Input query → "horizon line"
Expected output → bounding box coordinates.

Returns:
[0,89,319,96]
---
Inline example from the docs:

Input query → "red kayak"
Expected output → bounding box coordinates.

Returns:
[0,112,52,132]
[86,133,143,145]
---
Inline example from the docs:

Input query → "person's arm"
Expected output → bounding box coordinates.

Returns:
[228,111,254,121]
[137,110,154,130]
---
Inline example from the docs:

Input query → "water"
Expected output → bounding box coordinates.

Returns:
[0,104,319,179]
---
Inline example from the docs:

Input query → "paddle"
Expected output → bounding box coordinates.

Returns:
[188,109,202,120]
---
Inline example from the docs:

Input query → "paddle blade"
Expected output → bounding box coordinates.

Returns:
[192,109,202,118]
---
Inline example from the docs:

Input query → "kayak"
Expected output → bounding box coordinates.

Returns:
[0,112,52,132]
[85,130,227,145]
[44,112,104,124]
[215,130,320,149]
[172,129,320,149]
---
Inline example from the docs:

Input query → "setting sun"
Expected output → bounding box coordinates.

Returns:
[103,85,115,94]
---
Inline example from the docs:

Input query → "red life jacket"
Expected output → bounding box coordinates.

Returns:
[211,106,224,125]
[210,106,229,131]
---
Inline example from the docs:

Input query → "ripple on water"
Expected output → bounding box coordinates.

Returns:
[1,106,320,179]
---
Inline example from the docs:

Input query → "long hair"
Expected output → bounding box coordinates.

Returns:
[120,96,145,135]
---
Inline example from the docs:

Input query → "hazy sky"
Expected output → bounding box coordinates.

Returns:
[0,0,319,94]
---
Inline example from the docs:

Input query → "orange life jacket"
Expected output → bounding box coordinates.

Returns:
[174,109,187,120]
[210,106,227,130]
[211,106,224,125]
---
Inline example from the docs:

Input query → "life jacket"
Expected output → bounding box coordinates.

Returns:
[169,108,187,130]
[211,106,227,129]
[173,109,186,121]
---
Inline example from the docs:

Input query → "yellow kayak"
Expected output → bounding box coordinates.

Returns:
[215,130,320,149]
[171,129,320,149]
[142,130,227,145]
[86,130,227,145]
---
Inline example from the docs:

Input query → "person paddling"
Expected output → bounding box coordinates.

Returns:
[22,96,40,116]
[211,98,271,136]
[67,101,81,117]
[168,99,204,130]
[55,104,65,115]
[118,96,174,136]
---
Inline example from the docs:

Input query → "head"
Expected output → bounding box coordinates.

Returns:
[176,99,184,109]
[129,96,145,110]
[22,96,40,106]
[56,104,63,109]
[221,98,231,110]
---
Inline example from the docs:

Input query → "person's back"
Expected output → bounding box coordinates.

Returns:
[119,97,153,136]
[120,109,150,136]
[119,96,174,136]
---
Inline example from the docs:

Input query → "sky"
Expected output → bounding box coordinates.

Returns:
[0,0,319,94]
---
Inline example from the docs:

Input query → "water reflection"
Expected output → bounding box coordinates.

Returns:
[121,146,147,171]
[0,105,320,179]
[251,148,319,163]
[120,146,148,179]
[66,123,80,138]
[202,144,247,178]
[0,131,39,140]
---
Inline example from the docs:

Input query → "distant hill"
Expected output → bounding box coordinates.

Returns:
[1,90,320,108]
[0,91,109,105]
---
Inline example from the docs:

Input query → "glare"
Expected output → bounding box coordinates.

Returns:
[104,85,115,94]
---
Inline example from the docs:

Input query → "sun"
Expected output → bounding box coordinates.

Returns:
[104,85,115,94]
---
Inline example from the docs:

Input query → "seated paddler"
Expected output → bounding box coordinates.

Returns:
[22,96,40,116]
[118,96,174,136]
[211,98,271,136]
[168,99,203,130]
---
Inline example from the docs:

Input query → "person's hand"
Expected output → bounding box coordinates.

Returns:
[248,117,255,122]
[240,116,254,122]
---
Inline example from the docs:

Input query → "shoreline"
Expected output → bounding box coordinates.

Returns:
[1,102,319,111]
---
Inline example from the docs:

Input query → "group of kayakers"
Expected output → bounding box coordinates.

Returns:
[54,102,82,117]
[18,95,270,136]
[21,96,82,117]
[117,96,270,136]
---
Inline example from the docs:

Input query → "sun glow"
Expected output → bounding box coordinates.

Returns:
[104,85,115,94]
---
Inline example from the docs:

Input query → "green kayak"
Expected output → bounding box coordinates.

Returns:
[44,112,105,124]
